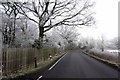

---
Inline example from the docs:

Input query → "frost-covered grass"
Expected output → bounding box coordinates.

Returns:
[88,48,119,63]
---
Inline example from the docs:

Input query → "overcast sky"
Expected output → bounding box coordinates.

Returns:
[0,0,118,41]
[80,0,119,40]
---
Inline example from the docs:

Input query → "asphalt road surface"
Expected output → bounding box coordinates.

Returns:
[13,50,119,80]
[37,50,119,80]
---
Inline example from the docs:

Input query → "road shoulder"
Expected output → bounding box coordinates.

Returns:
[81,50,120,72]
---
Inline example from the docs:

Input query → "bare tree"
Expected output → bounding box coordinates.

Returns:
[15,17,38,48]
[8,0,95,48]
[0,3,38,48]
[87,38,96,49]
[97,34,105,52]
[78,37,96,49]
[0,2,20,47]
[111,37,120,50]
[54,26,79,49]
[43,32,64,48]
[0,0,95,48]
[1,13,16,48]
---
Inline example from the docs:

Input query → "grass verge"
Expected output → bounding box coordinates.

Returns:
[81,50,120,71]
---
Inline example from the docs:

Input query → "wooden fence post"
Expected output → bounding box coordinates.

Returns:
[34,57,37,68]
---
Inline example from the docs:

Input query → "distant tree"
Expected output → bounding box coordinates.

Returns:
[87,38,95,49]
[111,37,120,50]
[78,37,96,49]
[97,34,105,52]
[54,26,79,49]
[43,30,64,48]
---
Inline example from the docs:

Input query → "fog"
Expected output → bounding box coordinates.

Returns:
[79,0,118,40]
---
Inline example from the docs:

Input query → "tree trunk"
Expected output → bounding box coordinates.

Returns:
[38,24,44,48]
[101,46,104,52]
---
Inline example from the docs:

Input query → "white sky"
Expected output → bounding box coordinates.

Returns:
[80,0,119,40]
[1,0,118,41]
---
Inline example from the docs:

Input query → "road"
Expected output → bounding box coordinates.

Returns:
[13,50,119,80]
[38,50,119,80]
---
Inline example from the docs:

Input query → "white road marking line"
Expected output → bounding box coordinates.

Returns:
[37,75,43,80]
[37,53,68,80]
[48,53,68,71]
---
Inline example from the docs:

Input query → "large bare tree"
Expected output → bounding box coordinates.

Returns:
[1,0,95,48]
[18,0,95,48]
